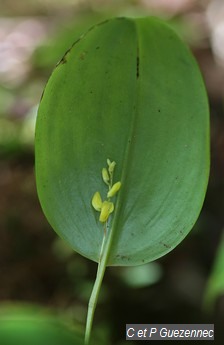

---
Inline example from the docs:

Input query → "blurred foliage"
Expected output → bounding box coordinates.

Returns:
[0,108,36,158]
[117,263,163,289]
[32,12,109,71]
[203,231,224,312]
[0,303,84,345]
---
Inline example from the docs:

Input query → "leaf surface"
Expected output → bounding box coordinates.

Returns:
[35,17,209,266]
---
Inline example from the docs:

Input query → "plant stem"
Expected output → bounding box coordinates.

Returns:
[84,232,108,345]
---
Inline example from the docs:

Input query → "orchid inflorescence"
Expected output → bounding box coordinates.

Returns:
[92,159,121,223]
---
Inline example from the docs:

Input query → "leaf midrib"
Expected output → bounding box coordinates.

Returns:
[100,18,140,266]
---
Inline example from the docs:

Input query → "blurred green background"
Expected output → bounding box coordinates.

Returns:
[0,0,224,344]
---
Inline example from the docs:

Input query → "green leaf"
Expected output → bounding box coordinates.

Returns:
[35,17,209,266]
[0,303,84,345]
[203,232,224,312]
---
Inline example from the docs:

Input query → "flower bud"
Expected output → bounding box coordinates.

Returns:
[99,201,114,222]
[92,191,102,211]
[107,181,121,198]
[102,168,110,184]
[108,161,116,175]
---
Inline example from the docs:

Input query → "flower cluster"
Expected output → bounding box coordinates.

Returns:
[92,159,121,223]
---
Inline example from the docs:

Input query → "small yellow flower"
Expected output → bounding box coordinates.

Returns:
[108,161,116,175]
[99,201,114,222]
[102,168,110,185]
[107,181,121,198]
[91,159,121,225]
[92,192,103,211]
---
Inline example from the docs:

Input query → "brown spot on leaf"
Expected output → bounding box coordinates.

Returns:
[160,241,171,249]
[136,56,139,78]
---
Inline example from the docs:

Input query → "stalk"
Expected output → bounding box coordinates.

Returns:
[85,159,121,344]
[84,231,110,345]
